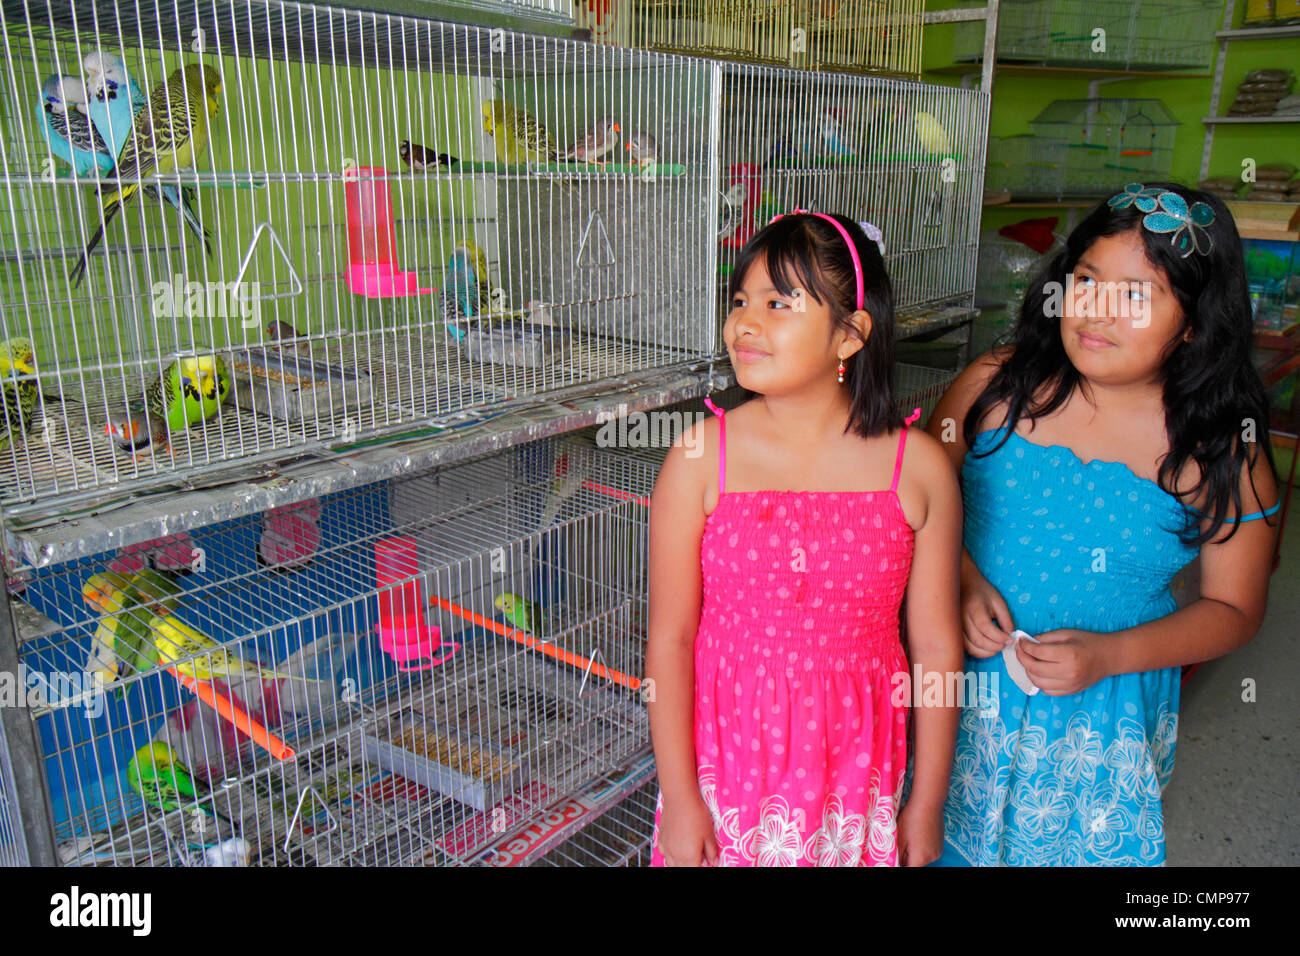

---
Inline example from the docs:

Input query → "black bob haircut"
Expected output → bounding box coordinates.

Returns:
[727,212,903,438]
[966,181,1278,547]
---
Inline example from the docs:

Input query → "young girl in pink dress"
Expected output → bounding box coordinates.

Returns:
[647,213,964,866]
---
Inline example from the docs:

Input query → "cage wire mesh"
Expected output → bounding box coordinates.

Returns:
[528,773,657,866]
[0,0,716,514]
[580,1,923,78]
[953,0,1224,70]
[10,432,655,866]
[716,68,986,322]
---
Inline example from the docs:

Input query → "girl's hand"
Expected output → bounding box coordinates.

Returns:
[1018,629,1110,696]
[960,562,1014,658]
[658,793,719,867]
[896,797,945,867]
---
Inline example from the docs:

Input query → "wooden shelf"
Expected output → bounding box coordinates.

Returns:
[1203,115,1300,124]
[928,62,1211,79]
[1216,24,1300,39]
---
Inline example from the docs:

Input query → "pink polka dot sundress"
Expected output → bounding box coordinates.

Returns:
[651,400,920,866]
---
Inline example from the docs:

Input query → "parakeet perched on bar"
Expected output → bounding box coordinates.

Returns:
[494,592,540,634]
[913,110,954,229]
[147,614,310,684]
[38,75,112,177]
[144,354,230,434]
[127,741,231,822]
[564,117,620,165]
[82,567,184,688]
[817,108,854,157]
[0,338,38,450]
[398,140,457,172]
[482,99,560,164]
[624,130,658,168]
[70,63,222,286]
[83,52,212,259]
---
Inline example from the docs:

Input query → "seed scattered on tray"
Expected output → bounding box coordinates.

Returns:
[394,727,516,782]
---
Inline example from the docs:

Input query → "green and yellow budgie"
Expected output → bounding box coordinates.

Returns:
[0,338,37,450]
[482,99,560,165]
[70,63,222,286]
[144,354,230,435]
[494,592,540,634]
[82,567,184,688]
[146,614,309,684]
[127,741,230,822]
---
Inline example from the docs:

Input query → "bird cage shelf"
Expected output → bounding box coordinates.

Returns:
[1027,98,1179,197]
[581,0,924,78]
[954,0,1224,71]
[11,433,657,866]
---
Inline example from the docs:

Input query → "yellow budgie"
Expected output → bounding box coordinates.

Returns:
[71,64,223,285]
[146,614,307,683]
[913,110,952,157]
[482,99,560,164]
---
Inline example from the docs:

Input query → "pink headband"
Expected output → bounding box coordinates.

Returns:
[768,209,866,312]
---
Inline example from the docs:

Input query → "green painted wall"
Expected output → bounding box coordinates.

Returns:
[921,0,1300,235]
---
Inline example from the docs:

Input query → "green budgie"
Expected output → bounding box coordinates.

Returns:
[127,741,231,822]
[145,354,230,434]
[494,592,540,634]
[0,338,38,449]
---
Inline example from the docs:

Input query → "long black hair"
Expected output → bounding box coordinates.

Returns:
[966,182,1277,546]
[728,212,903,438]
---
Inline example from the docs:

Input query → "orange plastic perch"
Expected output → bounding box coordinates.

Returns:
[429,596,641,691]
[580,479,650,507]
[166,667,296,761]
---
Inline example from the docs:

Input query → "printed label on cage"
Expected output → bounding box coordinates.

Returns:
[436,779,554,858]
[482,791,597,867]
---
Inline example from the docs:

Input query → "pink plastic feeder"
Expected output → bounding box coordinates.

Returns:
[374,536,456,671]
[343,166,431,298]
[721,162,762,249]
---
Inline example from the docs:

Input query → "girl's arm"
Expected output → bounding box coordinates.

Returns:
[645,421,712,853]
[926,348,1018,653]
[897,429,964,865]
[1022,449,1280,692]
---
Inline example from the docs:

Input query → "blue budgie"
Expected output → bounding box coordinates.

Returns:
[38,75,112,177]
[83,51,212,257]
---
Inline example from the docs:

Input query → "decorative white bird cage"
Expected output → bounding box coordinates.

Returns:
[1028,98,1179,197]
[954,0,1224,71]
[581,0,923,77]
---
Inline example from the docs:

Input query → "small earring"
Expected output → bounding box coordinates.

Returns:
[836,358,846,383]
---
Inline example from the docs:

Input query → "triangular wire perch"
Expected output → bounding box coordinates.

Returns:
[283,783,340,853]
[574,210,616,269]
[232,221,305,301]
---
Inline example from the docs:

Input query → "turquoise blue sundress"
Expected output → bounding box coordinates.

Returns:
[938,426,1276,866]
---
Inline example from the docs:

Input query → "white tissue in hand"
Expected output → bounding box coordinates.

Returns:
[1002,629,1040,695]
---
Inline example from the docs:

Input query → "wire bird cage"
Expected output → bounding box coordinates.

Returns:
[580,0,924,77]
[1025,98,1179,197]
[11,433,656,866]
[0,0,716,517]
[954,0,1224,70]
[717,69,987,319]
[984,135,1068,200]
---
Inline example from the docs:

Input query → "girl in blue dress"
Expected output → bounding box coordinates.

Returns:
[928,183,1281,866]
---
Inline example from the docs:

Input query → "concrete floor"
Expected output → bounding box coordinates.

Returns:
[1164,480,1300,866]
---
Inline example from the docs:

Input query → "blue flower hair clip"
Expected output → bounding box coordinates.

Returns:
[1108,183,1215,258]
